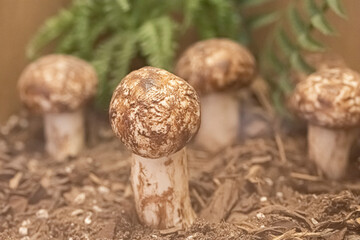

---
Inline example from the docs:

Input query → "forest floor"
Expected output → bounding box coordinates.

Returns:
[1,103,360,240]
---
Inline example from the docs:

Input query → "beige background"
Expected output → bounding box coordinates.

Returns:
[0,0,70,123]
[0,0,359,123]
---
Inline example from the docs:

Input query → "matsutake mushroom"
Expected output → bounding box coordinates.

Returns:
[290,67,360,179]
[109,66,200,229]
[18,54,97,160]
[175,38,256,153]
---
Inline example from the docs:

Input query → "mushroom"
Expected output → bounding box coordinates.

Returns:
[290,67,360,179]
[109,66,200,229]
[18,54,98,160]
[175,38,256,153]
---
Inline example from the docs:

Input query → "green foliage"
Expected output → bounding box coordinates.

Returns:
[235,0,280,45]
[28,0,241,108]
[27,0,347,115]
[260,0,347,115]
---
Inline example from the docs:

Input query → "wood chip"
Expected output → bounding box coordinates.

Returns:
[89,173,102,185]
[9,172,23,189]
[192,188,206,208]
[200,179,239,223]
[159,225,182,235]
[290,172,321,181]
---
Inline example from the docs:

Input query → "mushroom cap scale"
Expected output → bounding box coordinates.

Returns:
[175,38,256,95]
[18,54,98,113]
[109,66,201,159]
[290,67,360,128]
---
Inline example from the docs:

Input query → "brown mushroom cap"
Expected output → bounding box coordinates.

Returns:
[18,54,98,113]
[175,38,256,95]
[290,67,360,128]
[109,66,201,159]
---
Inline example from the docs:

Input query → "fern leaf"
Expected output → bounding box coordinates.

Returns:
[268,48,286,72]
[311,14,335,35]
[290,52,314,74]
[238,0,272,8]
[287,6,306,35]
[182,0,202,29]
[305,0,335,35]
[72,6,91,59]
[275,29,296,57]
[116,0,130,12]
[110,33,137,89]
[246,12,279,30]
[326,0,347,18]
[26,9,74,59]
[305,0,318,16]
[157,17,178,68]
[55,31,76,54]
[278,73,294,94]
[272,89,289,117]
[138,19,164,67]
[298,33,325,52]
[91,35,122,106]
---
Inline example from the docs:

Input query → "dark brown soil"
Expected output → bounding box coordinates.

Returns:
[1,107,360,240]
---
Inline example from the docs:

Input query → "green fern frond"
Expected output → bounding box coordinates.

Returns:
[26,9,74,59]
[91,35,122,107]
[138,17,177,70]
[116,0,131,12]
[183,0,202,29]
[246,12,279,30]
[109,33,137,89]
[27,0,243,108]
[238,0,272,8]
[261,0,347,116]
[326,0,347,18]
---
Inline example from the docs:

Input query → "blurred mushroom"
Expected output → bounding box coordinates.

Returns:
[290,67,360,179]
[175,38,256,153]
[18,54,98,160]
[109,67,200,229]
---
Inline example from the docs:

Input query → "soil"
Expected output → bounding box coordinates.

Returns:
[1,102,360,239]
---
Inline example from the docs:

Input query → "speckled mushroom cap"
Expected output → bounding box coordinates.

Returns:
[109,66,201,159]
[175,38,256,95]
[290,67,360,128]
[18,54,98,113]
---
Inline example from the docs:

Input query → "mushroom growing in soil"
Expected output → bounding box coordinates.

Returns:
[18,54,98,161]
[290,67,360,179]
[109,66,200,229]
[175,38,256,153]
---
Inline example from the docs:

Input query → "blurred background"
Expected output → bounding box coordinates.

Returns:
[1,0,360,123]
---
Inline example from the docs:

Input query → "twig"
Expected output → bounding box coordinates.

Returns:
[271,228,335,240]
[274,131,287,163]
[192,188,206,208]
[290,172,321,181]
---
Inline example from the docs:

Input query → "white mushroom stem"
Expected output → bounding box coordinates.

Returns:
[194,92,239,153]
[308,124,358,180]
[44,109,85,161]
[131,148,196,229]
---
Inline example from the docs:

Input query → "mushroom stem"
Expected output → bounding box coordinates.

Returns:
[194,92,239,153]
[44,109,85,161]
[131,148,196,229]
[308,124,358,179]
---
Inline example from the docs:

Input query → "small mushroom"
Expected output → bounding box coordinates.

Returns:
[109,66,200,229]
[290,67,360,179]
[175,38,256,153]
[18,54,98,160]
